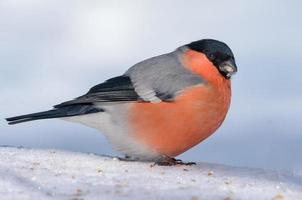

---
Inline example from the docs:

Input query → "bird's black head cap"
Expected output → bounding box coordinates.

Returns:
[187,39,237,79]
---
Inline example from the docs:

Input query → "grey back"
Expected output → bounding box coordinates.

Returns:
[125,46,204,102]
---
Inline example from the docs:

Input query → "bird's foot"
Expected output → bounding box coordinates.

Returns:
[152,156,196,166]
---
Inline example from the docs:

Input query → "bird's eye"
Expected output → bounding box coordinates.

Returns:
[209,53,215,60]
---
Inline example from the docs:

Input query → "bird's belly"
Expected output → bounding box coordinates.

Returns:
[128,85,231,157]
[63,104,160,160]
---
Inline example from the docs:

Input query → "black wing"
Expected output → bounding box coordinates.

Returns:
[54,75,140,108]
[6,76,140,125]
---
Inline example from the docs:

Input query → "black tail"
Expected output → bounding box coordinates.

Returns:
[6,104,104,125]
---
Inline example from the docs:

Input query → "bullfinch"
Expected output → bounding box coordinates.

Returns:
[6,39,237,165]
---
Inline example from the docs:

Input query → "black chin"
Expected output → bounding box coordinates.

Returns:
[218,70,231,79]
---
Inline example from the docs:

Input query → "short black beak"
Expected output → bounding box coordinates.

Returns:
[219,59,237,79]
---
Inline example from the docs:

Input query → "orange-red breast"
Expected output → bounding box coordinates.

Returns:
[6,39,237,165]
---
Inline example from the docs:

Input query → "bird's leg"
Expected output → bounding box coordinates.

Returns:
[154,155,196,166]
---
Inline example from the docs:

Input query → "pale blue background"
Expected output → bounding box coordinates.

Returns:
[1,0,301,173]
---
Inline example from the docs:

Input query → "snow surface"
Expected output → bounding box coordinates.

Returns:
[0,147,301,200]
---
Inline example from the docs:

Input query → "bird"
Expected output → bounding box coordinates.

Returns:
[6,39,237,165]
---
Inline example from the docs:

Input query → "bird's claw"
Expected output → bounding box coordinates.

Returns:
[152,156,196,166]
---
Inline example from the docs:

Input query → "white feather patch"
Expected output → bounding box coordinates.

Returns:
[132,82,162,103]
